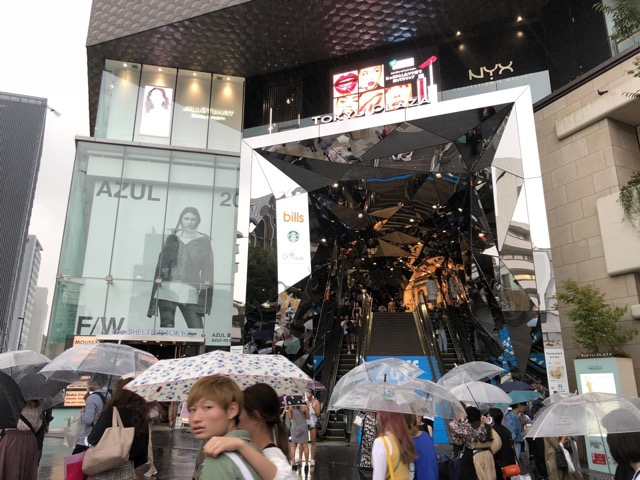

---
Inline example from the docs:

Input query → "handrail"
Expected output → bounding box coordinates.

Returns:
[444,306,473,363]
[414,291,441,379]
[317,259,348,437]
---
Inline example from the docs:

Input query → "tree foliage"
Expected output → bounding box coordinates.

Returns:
[594,0,640,99]
[556,280,638,355]
[245,244,278,312]
[618,170,640,230]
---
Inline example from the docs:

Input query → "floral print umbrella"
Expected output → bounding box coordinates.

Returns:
[125,351,311,401]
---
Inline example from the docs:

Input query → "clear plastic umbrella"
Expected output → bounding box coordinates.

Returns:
[0,350,50,381]
[400,378,466,419]
[526,392,640,438]
[329,383,436,416]
[450,381,512,409]
[541,392,576,406]
[39,343,158,383]
[437,361,505,389]
[328,358,424,410]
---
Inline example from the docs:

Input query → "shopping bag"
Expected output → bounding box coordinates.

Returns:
[63,417,83,448]
[82,407,134,475]
[64,451,87,480]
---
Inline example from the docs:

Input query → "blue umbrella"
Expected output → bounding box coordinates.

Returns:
[508,390,542,404]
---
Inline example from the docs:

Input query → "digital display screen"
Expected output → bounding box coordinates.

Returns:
[331,49,439,120]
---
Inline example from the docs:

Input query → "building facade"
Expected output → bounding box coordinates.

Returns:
[28,287,48,354]
[0,93,48,352]
[7,235,43,351]
[45,1,640,390]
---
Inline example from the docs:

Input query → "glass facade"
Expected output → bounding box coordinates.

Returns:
[46,140,239,357]
[95,60,244,154]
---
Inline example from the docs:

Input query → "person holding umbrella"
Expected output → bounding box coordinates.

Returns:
[288,401,310,473]
[73,374,110,454]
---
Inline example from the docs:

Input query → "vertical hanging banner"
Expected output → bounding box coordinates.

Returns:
[276,194,311,294]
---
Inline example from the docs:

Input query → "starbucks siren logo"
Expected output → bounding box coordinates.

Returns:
[287,231,300,242]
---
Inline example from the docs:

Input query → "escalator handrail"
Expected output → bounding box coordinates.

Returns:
[413,291,441,379]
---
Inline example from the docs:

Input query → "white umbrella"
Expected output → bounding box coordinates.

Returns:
[330,383,435,416]
[39,343,158,383]
[542,392,576,406]
[527,392,640,438]
[437,361,505,389]
[450,381,512,408]
[125,351,311,401]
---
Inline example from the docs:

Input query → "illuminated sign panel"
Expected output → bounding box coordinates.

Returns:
[330,48,440,122]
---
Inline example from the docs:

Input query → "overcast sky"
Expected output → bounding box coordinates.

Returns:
[0,1,92,323]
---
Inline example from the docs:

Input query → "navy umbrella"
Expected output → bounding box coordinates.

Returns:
[252,330,275,341]
[498,381,535,393]
[0,371,25,428]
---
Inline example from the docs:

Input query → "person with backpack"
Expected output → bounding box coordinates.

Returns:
[73,374,109,454]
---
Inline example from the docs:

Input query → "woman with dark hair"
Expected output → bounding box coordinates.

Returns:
[144,87,170,113]
[148,206,214,329]
[468,407,500,480]
[602,409,640,480]
[448,406,491,480]
[488,408,517,480]
[86,378,149,480]
[372,411,416,480]
[203,383,295,480]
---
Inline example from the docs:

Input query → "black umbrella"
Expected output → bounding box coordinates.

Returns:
[498,381,535,393]
[0,371,25,428]
[17,365,67,402]
[251,330,275,341]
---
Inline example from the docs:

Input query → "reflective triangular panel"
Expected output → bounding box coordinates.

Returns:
[493,168,525,251]
[492,109,524,178]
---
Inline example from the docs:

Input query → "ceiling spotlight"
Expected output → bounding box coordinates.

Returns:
[517,31,524,38]
[193,72,197,76]
[432,205,438,209]
[158,68,163,71]
[443,230,447,233]
[123,63,128,67]
[458,208,463,213]
[517,15,523,22]
[333,183,339,188]
[479,232,485,238]
[227,77,231,80]
[456,31,461,36]
[361,258,365,261]
[390,267,394,271]
[409,218,415,223]
[321,238,327,243]
[435,172,442,178]
[358,213,363,218]
[373,262,377,266]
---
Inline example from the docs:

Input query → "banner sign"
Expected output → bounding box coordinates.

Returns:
[276,193,311,293]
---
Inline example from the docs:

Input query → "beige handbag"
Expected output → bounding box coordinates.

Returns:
[82,407,135,475]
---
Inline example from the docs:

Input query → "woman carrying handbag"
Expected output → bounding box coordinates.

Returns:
[85,378,150,480]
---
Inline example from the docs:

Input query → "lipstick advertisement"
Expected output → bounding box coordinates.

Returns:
[331,48,439,120]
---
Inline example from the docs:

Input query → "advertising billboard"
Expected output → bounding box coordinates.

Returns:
[63,143,238,347]
[139,85,173,137]
[331,48,440,120]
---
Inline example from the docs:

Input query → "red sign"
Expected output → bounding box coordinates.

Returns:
[591,453,607,465]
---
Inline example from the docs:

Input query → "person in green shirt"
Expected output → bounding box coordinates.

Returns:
[188,375,261,480]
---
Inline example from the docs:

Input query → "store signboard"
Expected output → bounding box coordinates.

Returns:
[276,193,311,294]
[329,48,440,122]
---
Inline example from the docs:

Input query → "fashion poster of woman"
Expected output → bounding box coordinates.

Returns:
[139,85,173,137]
[147,207,214,329]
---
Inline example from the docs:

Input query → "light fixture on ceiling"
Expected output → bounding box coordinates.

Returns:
[321,238,326,243]
[333,183,339,188]
[193,72,197,76]
[517,15,523,22]
[123,63,128,67]
[158,68,163,71]
[358,213,363,218]
[479,232,485,238]
[409,218,414,223]
[456,31,461,36]
[458,208,463,212]
[435,172,442,178]
[432,205,438,209]
[227,77,231,81]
